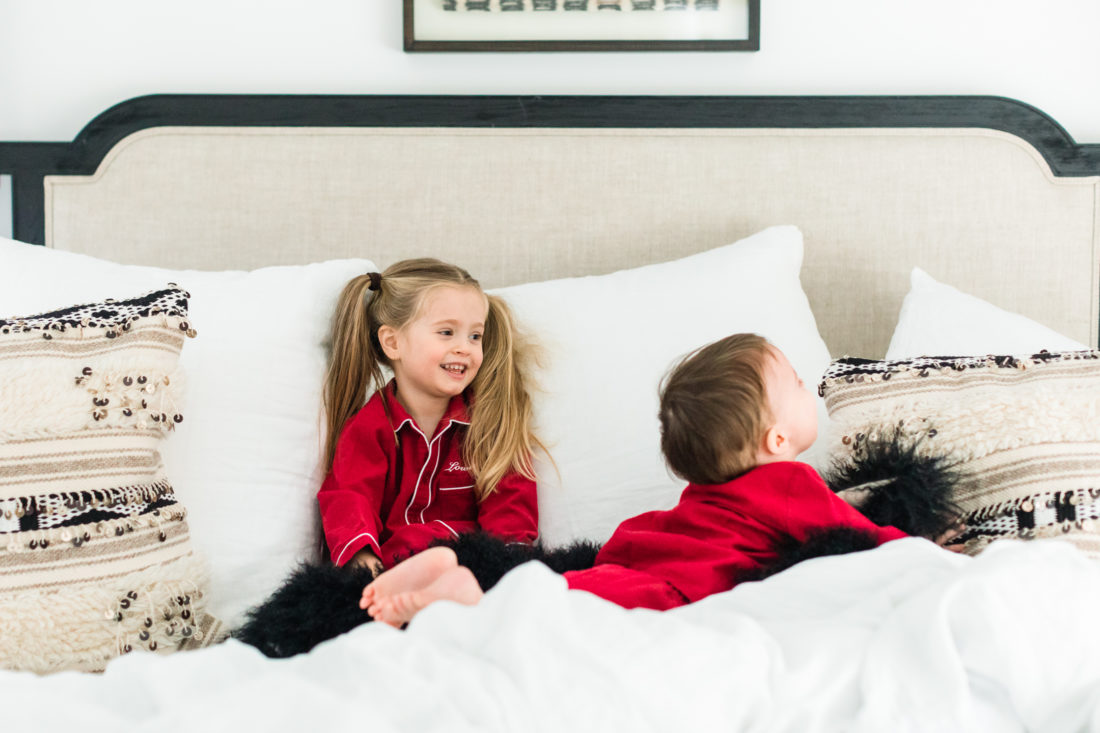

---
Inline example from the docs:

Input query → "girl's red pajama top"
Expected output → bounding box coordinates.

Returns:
[564,461,906,610]
[318,383,538,569]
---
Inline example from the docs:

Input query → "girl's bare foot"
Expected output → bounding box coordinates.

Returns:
[371,566,484,628]
[360,546,459,610]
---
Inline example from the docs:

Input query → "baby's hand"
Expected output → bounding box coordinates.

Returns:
[933,523,968,554]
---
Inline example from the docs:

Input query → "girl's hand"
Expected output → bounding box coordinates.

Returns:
[350,548,384,576]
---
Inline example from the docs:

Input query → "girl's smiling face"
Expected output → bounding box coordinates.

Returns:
[380,285,488,409]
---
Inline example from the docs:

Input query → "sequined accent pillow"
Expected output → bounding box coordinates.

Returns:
[0,286,224,674]
[821,352,1100,558]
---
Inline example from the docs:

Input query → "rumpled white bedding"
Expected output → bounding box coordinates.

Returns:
[4,538,1099,733]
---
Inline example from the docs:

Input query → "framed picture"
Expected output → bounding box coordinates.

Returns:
[403,0,760,52]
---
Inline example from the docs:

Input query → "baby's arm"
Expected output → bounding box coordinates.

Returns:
[784,463,907,545]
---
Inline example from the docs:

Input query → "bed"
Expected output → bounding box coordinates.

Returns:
[2,94,1100,731]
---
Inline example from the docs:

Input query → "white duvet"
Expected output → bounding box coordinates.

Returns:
[4,538,1100,733]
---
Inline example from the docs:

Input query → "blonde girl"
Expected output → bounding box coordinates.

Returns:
[317,258,545,574]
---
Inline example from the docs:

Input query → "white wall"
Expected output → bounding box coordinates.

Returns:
[3,0,1099,235]
[2,0,1099,142]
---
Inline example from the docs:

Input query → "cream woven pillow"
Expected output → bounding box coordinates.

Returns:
[821,352,1100,559]
[0,287,223,674]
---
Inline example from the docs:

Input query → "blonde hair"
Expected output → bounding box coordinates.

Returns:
[323,258,545,499]
[658,333,773,485]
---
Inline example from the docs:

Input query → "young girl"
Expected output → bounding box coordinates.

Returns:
[235,259,574,657]
[318,258,545,574]
[360,334,928,627]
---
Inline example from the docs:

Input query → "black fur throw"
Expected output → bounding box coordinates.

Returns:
[740,527,881,582]
[535,538,604,575]
[234,561,378,658]
[443,532,602,592]
[235,533,603,657]
[822,431,964,540]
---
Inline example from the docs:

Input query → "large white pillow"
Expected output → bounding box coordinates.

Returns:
[886,267,1087,360]
[0,237,376,626]
[494,225,832,548]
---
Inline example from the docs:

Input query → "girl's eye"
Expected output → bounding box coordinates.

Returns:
[471,333,482,342]
[439,329,453,336]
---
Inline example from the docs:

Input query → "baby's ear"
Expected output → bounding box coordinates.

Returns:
[761,425,786,456]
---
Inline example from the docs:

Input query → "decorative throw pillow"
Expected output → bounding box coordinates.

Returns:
[0,236,377,627]
[821,351,1100,559]
[0,287,223,674]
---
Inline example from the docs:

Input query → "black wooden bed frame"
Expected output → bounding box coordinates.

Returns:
[2,94,1099,247]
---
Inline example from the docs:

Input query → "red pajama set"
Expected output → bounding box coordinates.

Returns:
[563,461,907,610]
[318,383,538,569]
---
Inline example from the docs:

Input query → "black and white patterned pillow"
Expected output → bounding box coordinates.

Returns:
[0,286,223,674]
[821,351,1100,558]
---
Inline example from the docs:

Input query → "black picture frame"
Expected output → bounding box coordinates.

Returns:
[403,0,760,52]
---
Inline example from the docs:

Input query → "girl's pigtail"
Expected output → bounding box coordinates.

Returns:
[322,274,385,473]
[466,294,548,499]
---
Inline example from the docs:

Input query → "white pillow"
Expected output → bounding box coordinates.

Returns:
[493,225,832,548]
[0,237,376,626]
[886,267,1087,360]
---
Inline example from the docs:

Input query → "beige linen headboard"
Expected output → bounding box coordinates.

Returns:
[3,95,1099,358]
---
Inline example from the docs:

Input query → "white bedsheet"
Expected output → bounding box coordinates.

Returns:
[4,538,1100,733]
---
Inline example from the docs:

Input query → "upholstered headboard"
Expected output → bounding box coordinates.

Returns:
[2,95,1099,357]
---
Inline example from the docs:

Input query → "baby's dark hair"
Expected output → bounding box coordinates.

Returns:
[658,333,774,485]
